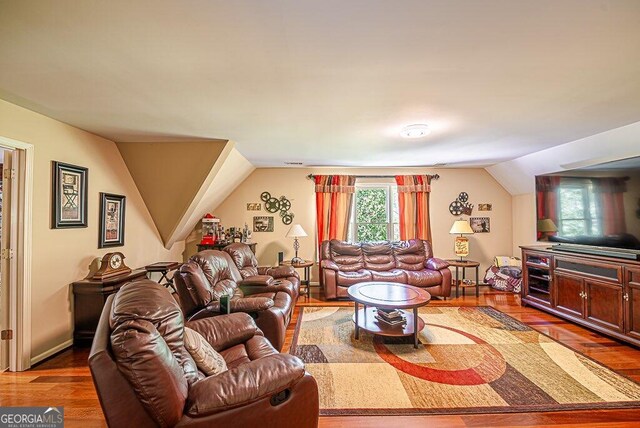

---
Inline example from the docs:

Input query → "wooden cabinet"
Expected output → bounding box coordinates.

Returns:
[625,268,640,341]
[521,246,640,347]
[72,269,148,346]
[585,279,624,333]
[554,271,584,318]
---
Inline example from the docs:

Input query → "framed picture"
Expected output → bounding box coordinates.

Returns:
[247,203,262,211]
[253,216,274,232]
[51,161,88,228]
[99,193,126,248]
[478,203,492,211]
[470,217,490,233]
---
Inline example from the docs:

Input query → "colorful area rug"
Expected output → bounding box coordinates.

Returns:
[290,306,640,415]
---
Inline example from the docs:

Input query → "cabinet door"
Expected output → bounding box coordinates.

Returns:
[554,271,585,318]
[585,279,624,333]
[625,268,640,340]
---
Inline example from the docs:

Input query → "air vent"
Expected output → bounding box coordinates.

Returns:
[284,162,304,166]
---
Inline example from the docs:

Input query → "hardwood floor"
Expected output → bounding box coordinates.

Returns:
[2,286,640,427]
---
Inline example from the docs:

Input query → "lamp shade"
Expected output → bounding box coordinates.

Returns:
[449,219,474,235]
[286,224,308,238]
[537,218,558,233]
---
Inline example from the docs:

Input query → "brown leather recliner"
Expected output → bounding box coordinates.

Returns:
[223,243,301,302]
[89,280,319,428]
[320,239,452,299]
[174,250,293,351]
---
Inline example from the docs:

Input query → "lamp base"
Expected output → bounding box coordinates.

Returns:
[291,257,304,265]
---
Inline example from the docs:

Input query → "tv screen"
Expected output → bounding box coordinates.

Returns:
[535,156,640,251]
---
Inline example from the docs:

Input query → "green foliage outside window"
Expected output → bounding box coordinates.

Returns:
[355,188,388,241]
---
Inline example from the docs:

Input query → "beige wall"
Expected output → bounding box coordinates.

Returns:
[117,140,228,247]
[207,167,513,282]
[0,99,184,361]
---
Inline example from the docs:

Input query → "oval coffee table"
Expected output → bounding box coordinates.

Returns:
[347,282,431,348]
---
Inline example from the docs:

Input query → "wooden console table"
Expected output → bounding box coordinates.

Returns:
[521,245,640,347]
[72,269,147,346]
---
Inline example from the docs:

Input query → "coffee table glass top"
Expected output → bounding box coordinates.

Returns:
[347,282,431,309]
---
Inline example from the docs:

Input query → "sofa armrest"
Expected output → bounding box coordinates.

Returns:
[258,265,298,279]
[320,259,339,271]
[188,298,275,321]
[186,354,306,416]
[186,312,260,351]
[238,275,274,287]
[240,281,297,297]
[426,257,449,271]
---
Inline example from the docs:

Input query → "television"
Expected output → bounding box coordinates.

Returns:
[535,156,640,259]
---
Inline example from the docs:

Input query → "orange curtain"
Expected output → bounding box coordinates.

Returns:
[315,175,356,244]
[395,175,432,241]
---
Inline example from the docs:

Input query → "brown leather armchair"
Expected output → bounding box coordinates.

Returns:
[223,243,301,301]
[174,250,293,351]
[89,280,319,428]
[320,239,451,299]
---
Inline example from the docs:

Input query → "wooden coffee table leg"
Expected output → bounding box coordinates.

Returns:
[354,301,359,340]
[475,265,480,297]
[455,267,459,298]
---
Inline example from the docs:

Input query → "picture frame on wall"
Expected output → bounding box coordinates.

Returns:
[470,217,490,233]
[99,192,126,248]
[51,161,88,228]
[253,216,274,232]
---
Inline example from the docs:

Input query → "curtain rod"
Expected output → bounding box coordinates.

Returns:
[306,173,439,181]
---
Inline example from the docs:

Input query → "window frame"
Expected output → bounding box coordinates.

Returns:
[349,183,399,242]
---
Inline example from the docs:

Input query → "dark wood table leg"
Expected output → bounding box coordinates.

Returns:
[455,267,459,298]
[354,301,359,340]
[462,267,467,296]
[475,265,480,297]
[413,307,419,348]
[304,265,310,297]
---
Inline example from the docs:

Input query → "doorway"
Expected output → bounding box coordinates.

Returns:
[0,137,34,372]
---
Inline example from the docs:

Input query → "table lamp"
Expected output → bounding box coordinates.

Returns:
[449,219,474,261]
[286,224,307,264]
[537,218,558,241]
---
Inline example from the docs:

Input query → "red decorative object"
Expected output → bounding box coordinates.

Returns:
[200,213,220,245]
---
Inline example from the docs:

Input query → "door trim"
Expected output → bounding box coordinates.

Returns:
[0,136,34,371]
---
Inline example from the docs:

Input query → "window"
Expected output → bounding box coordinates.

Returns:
[557,180,602,236]
[349,184,399,242]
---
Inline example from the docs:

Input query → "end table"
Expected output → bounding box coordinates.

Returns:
[445,259,481,298]
[280,260,314,298]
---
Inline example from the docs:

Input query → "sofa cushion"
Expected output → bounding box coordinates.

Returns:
[330,240,364,272]
[371,269,408,283]
[183,327,228,377]
[393,240,427,271]
[337,269,373,286]
[405,269,443,287]
[362,242,396,271]
[223,243,259,278]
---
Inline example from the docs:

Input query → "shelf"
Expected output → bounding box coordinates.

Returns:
[526,261,550,270]
[529,286,550,295]
[529,274,551,282]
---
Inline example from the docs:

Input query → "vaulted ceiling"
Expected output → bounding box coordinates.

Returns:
[1,0,640,167]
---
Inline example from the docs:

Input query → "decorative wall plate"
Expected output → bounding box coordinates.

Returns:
[449,200,464,216]
[260,191,271,202]
[265,197,281,213]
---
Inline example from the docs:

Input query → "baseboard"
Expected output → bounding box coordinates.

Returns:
[30,339,73,366]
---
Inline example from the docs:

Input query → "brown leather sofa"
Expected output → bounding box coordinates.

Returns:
[223,243,301,301]
[89,280,319,428]
[174,250,295,351]
[320,239,451,299]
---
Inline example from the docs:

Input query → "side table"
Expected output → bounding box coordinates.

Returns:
[280,260,314,298]
[145,261,181,292]
[445,259,481,298]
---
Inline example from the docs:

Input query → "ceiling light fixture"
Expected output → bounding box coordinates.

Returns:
[400,124,430,138]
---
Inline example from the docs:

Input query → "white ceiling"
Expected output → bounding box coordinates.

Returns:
[1,0,640,167]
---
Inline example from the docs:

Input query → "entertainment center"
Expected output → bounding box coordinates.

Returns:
[521,245,640,347]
